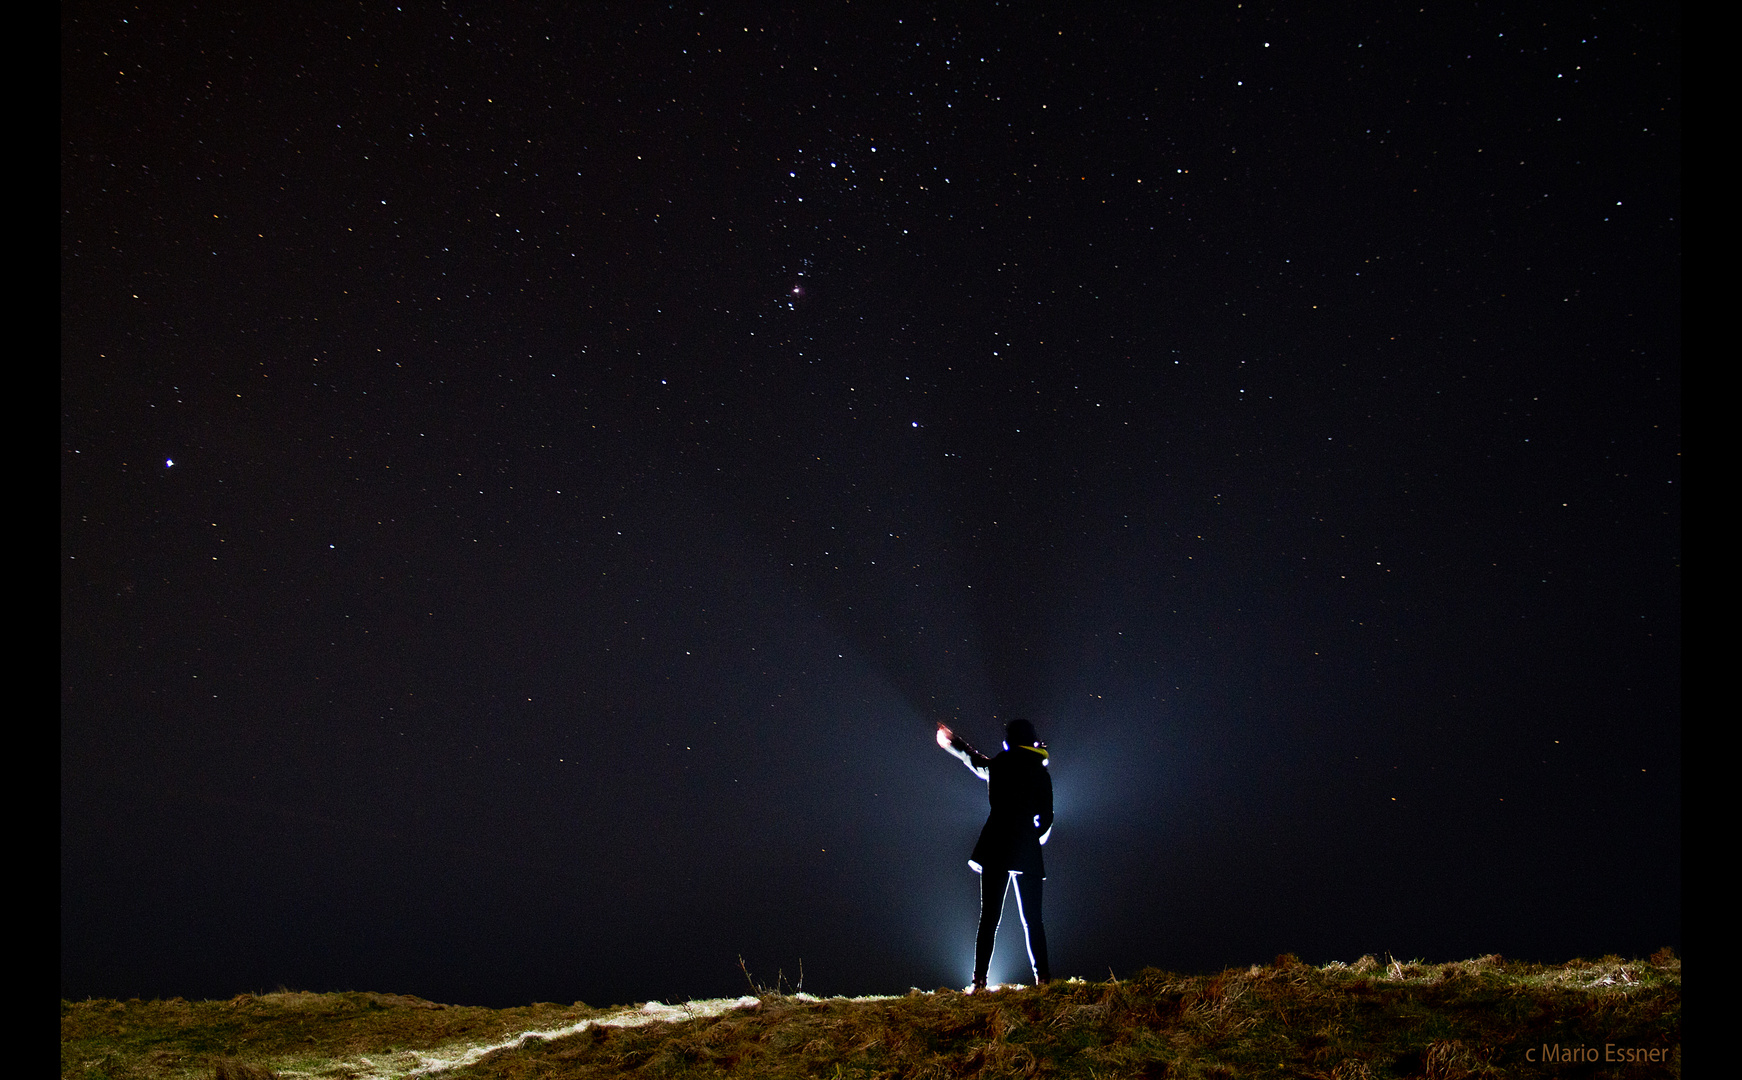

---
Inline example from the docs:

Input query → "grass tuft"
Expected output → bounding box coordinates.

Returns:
[209,1061,278,1080]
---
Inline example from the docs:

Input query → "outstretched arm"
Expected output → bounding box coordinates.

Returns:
[936,723,991,781]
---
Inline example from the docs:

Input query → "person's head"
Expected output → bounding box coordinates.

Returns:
[1004,718,1038,748]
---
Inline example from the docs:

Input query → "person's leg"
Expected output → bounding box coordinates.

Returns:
[1011,873,1050,984]
[974,870,1010,989]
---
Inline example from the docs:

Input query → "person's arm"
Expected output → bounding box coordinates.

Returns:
[1036,765,1054,845]
[936,723,991,781]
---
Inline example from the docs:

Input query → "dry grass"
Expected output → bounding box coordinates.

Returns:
[60,990,599,1080]
[62,951,1680,1079]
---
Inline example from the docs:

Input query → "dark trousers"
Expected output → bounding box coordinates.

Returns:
[976,870,1049,985]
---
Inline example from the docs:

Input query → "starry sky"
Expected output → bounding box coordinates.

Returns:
[62,2,1679,1008]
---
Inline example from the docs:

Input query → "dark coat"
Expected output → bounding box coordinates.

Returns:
[969,745,1054,877]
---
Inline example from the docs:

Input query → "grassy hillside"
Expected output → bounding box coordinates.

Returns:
[62,951,1680,1079]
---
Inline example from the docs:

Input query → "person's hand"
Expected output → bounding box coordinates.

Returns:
[935,722,954,750]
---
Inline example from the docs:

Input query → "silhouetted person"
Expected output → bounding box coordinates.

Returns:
[936,717,1053,991]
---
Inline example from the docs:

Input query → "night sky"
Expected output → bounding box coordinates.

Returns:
[62,3,1679,1008]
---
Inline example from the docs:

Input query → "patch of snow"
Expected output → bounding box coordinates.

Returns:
[276,992,908,1079]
